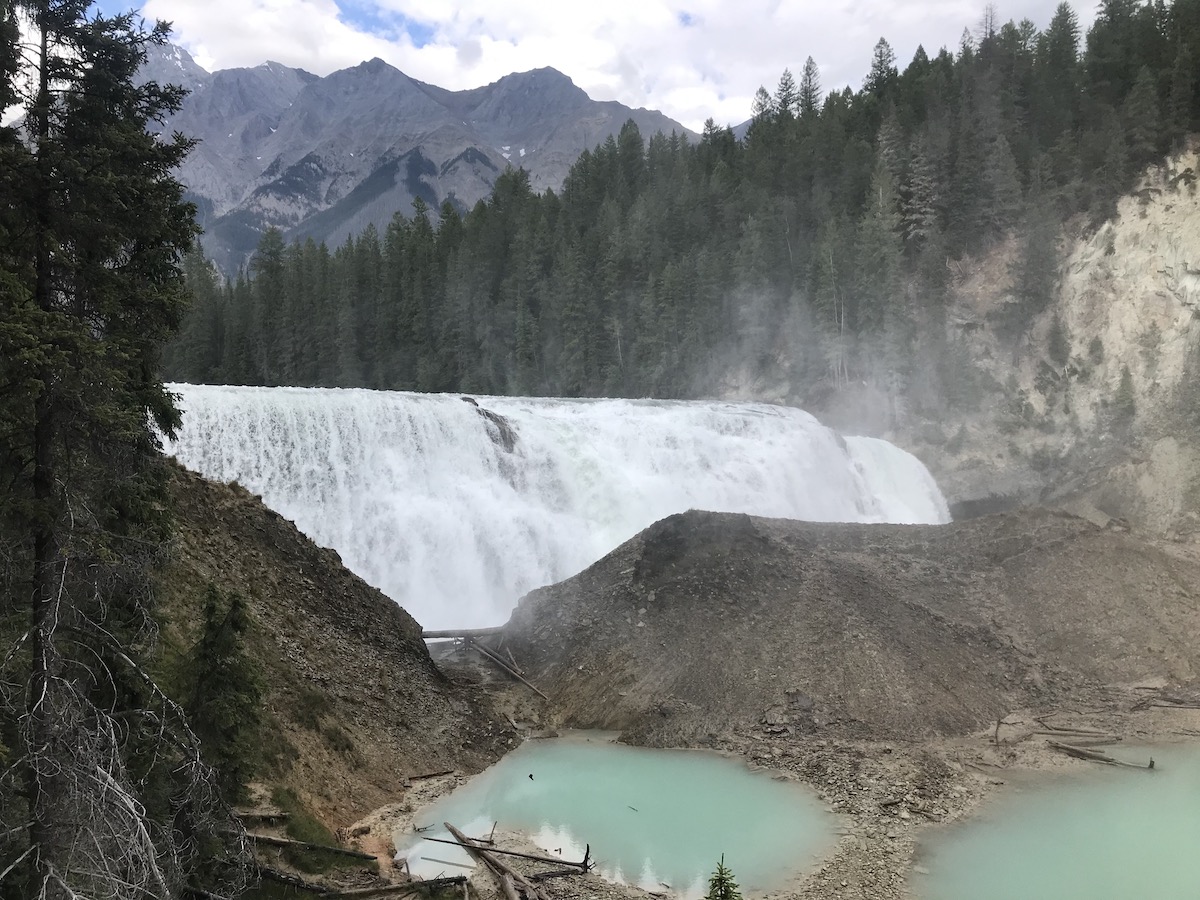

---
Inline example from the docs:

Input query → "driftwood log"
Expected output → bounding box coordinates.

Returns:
[463,638,550,701]
[444,823,553,900]
[409,769,456,781]
[327,875,468,898]
[259,866,333,893]
[419,836,588,872]
[1046,740,1155,769]
[247,832,378,860]
[423,627,506,639]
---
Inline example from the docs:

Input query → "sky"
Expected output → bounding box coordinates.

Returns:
[87,0,1095,131]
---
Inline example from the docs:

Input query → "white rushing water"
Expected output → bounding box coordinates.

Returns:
[164,384,949,629]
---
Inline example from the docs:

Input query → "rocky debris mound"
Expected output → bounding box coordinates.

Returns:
[503,508,1200,744]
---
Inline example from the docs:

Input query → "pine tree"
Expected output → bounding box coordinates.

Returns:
[706,855,743,900]
[750,85,774,122]
[0,3,250,897]
[249,226,286,384]
[774,68,800,118]
[187,586,263,804]
[1123,65,1162,168]
[1167,43,1196,145]
[1009,194,1061,334]
[983,133,1022,233]
[865,38,899,97]
[799,57,822,120]
[900,138,940,252]
[1034,3,1081,148]
[854,152,903,333]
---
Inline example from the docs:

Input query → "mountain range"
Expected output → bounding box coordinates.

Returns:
[141,44,693,272]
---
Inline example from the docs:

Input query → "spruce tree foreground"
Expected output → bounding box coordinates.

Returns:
[0,3,251,898]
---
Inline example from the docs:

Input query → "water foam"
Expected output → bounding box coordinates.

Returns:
[164,384,949,629]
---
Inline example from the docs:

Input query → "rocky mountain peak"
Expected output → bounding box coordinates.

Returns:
[137,41,209,92]
[155,47,694,271]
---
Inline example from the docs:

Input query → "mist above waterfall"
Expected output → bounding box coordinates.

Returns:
[164,384,949,629]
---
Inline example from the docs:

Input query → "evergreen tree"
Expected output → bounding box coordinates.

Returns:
[983,132,1023,232]
[1123,65,1162,167]
[1167,42,1196,144]
[865,38,899,97]
[774,68,800,118]
[799,56,823,119]
[187,586,263,804]
[900,138,940,252]
[249,226,286,384]
[0,3,249,898]
[705,855,743,900]
[854,152,903,333]
[1009,194,1061,333]
[750,85,774,122]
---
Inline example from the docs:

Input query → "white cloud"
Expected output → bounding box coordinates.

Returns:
[140,0,1093,131]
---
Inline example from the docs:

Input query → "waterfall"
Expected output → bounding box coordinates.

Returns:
[164,384,949,629]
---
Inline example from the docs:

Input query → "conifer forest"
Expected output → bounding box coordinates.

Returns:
[167,0,1200,412]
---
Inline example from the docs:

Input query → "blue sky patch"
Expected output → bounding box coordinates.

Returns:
[677,11,696,27]
[90,1,145,18]
[401,16,436,48]
[338,1,437,47]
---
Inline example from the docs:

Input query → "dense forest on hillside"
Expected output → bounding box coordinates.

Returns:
[165,0,1200,411]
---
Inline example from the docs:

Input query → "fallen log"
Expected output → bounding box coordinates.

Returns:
[528,869,590,882]
[507,650,524,675]
[420,836,588,871]
[464,638,549,701]
[1046,740,1154,769]
[1032,731,1121,746]
[258,866,333,893]
[421,856,474,870]
[248,832,378,861]
[1034,717,1111,735]
[409,769,456,781]
[444,823,552,900]
[328,875,468,898]
[422,627,505,639]
[234,810,289,822]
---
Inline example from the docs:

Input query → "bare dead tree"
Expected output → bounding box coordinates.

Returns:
[1,495,254,900]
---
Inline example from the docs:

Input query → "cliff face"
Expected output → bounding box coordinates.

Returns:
[1056,150,1200,432]
[767,145,1200,536]
[931,147,1200,534]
